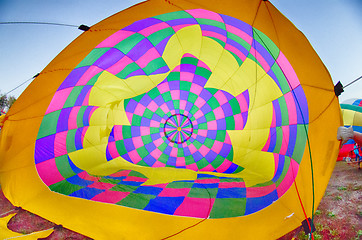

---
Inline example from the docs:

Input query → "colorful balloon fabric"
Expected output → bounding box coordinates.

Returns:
[338,99,362,160]
[0,1,342,239]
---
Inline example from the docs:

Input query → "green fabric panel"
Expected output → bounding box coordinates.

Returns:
[273,127,283,154]
[66,129,77,153]
[63,86,84,108]
[128,170,146,178]
[147,27,175,46]
[229,98,241,114]
[278,97,289,126]
[207,36,226,48]
[166,181,193,189]
[275,157,291,187]
[195,67,212,79]
[291,125,308,164]
[37,110,61,139]
[50,180,83,195]
[340,104,362,113]
[137,147,149,158]
[142,57,168,75]
[55,155,75,179]
[195,158,209,169]
[98,178,121,184]
[271,62,290,94]
[115,62,141,79]
[114,33,145,54]
[76,106,88,128]
[187,186,218,198]
[76,48,110,68]
[209,198,246,218]
[182,56,199,66]
[246,53,263,69]
[253,28,279,60]
[86,71,102,86]
[196,18,226,30]
[119,193,156,209]
[110,184,137,192]
[226,32,251,51]
[210,155,225,168]
[153,11,193,22]
[115,140,127,155]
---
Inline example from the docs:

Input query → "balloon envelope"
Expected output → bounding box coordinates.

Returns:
[338,99,362,160]
[0,0,342,239]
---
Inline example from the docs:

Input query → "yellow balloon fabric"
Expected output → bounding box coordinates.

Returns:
[0,0,342,239]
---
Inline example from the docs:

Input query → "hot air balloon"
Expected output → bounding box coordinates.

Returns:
[0,0,342,239]
[338,99,362,161]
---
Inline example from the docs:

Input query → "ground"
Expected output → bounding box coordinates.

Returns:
[0,161,361,239]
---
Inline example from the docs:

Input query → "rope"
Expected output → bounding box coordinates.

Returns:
[3,227,54,240]
[5,74,38,95]
[0,21,78,28]
[0,208,17,217]
[343,75,362,89]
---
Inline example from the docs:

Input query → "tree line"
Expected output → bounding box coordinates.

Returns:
[0,92,16,115]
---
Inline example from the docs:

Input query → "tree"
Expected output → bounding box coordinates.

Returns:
[0,92,17,114]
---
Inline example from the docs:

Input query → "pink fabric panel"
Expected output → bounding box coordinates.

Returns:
[225,24,253,45]
[202,31,227,43]
[76,66,102,86]
[279,126,290,155]
[36,159,65,186]
[276,159,299,197]
[186,163,198,171]
[106,56,133,75]
[150,148,163,160]
[176,157,186,167]
[139,22,170,37]
[219,181,245,188]
[246,184,276,198]
[174,197,215,218]
[147,101,159,112]
[159,188,190,197]
[135,48,160,68]
[249,47,270,72]
[88,182,115,190]
[211,140,223,154]
[172,24,194,32]
[225,43,247,62]
[92,190,130,204]
[284,91,298,125]
[68,106,81,130]
[96,30,134,48]
[107,142,120,159]
[197,59,211,71]
[170,147,178,157]
[276,52,300,89]
[213,106,225,120]
[186,9,223,22]
[54,131,68,158]
[78,171,99,181]
[132,136,144,149]
[207,120,217,130]
[46,88,73,114]
[215,160,232,173]
[213,91,228,105]
[201,164,215,172]
[180,72,194,82]
[198,145,210,156]
[128,149,142,164]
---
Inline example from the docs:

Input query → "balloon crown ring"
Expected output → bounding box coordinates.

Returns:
[163,113,193,144]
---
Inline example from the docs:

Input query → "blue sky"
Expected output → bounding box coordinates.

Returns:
[0,0,361,103]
